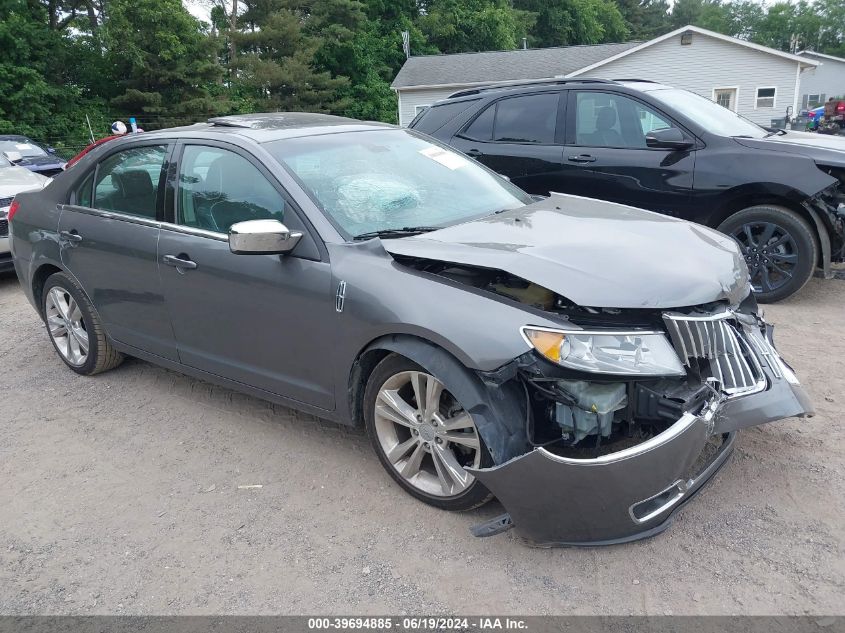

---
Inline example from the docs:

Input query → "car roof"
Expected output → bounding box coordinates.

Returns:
[0,134,32,141]
[135,112,396,144]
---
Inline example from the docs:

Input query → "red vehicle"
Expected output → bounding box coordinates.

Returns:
[819,98,845,135]
[65,135,122,168]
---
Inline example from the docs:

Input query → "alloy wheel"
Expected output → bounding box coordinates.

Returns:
[731,221,798,294]
[45,286,90,366]
[373,371,482,497]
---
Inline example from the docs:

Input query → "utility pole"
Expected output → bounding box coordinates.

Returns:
[230,0,238,73]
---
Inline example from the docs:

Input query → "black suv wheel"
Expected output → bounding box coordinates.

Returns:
[718,206,817,303]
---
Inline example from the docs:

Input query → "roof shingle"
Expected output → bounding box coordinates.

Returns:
[391,42,642,89]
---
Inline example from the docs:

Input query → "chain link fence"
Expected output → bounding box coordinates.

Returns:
[29,113,207,160]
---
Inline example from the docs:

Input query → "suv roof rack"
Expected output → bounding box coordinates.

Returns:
[447,78,618,99]
[611,78,660,83]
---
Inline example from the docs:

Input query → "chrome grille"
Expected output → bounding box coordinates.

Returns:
[0,220,7,237]
[663,312,764,395]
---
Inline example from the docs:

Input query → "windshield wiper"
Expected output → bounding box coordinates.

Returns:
[764,129,788,137]
[352,226,441,241]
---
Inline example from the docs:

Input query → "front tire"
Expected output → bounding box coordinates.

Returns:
[42,272,124,375]
[363,354,493,511]
[718,205,817,303]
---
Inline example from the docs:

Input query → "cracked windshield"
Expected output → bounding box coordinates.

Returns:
[268,129,532,238]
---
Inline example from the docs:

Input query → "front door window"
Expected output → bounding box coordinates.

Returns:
[573,92,672,148]
[177,145,287,233]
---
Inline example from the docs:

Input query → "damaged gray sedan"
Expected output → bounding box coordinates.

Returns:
[9,113,813,546]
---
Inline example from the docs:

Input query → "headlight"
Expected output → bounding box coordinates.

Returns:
[521,326,685,376]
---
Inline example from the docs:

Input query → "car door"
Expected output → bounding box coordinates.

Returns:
[58,141,178,360]
[157,141,336,410]
[561,90,696,216]
[449,91,566,195]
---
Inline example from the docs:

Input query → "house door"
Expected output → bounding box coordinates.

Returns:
[713,88,738,111]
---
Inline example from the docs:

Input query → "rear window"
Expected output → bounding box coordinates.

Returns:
[410,99,479,134]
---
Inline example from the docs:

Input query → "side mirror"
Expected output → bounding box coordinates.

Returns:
[229,219,302,255]
[3,150,23,163]
[645,128,694,151]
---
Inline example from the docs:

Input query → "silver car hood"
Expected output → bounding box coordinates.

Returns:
[383,194,750,309]
[0,166,50,198]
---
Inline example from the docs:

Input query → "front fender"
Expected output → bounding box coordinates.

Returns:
[361,335,529,464]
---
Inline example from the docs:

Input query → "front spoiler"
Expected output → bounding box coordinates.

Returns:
[468,327,813,547]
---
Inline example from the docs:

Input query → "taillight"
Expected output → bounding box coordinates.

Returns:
[837,102,845,113]
[7,199,20,222]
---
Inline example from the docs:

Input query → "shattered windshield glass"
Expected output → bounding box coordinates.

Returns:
[267,129,532,238]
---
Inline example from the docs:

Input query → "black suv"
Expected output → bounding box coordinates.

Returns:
[411,79,845,302]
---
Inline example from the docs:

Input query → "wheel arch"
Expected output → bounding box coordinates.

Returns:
[348,333,528,464]
[31,262,65,314]
[712,190,828,269]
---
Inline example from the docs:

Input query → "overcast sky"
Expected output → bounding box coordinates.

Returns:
[185,0,213,25]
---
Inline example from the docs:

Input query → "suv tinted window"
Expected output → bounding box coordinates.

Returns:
[413,99,479,134]
[494,94,558,143]
[463,104,495,140]
[177,145,286,233]
[94,145,167,218]
[574,92,671,148]
[462,93,559,144]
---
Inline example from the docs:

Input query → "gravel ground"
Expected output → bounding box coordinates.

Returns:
[0,272,843,615]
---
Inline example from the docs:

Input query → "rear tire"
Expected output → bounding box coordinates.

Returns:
[363,353,493,512]
[42,272,124,375]
[718,205,817,303]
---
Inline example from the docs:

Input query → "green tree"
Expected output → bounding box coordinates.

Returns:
[615,0,671,40]
[102,0,223,126]
[419,0,533,53]
[234,0,348,113]
[516,0,628,47]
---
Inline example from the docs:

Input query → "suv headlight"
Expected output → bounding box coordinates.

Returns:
[521,326,685,376]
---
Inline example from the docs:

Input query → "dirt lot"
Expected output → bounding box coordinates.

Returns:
[0,272,843,616]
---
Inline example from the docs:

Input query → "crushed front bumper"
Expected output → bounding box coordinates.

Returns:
[468,324,813,547]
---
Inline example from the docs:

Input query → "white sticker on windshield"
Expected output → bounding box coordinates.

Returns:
[419,146,469,170]
[295,155,321,177]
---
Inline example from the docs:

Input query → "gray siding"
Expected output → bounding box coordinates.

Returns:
[397,87,467,126]
[798,53,845,108]
[574,32,802,124]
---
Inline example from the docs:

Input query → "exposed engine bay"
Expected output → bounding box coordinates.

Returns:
[395,254,765,459]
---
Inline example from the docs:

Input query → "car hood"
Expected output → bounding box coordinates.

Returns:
[734,131,845,165]
[14,154,64,166]
[382,194,749,309]
[0,166,50,198]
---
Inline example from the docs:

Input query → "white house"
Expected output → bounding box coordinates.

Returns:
[796,50,845,110]
[392,25,819,126]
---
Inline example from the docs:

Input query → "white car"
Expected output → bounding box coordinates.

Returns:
[1,155,51,272]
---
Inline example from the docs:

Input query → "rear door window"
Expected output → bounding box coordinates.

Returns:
[461,93,559,144]
[93,145,167,219]
[74,171,95,207]
[493,93,558,143]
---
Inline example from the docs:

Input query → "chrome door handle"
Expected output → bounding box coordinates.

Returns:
[59,230,83,243]
[162,254,198,270]
[567,154,597,163]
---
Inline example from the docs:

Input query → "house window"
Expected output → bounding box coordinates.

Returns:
[755,87,776,109]
[803,93,824,109]
[713,87,738,112]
